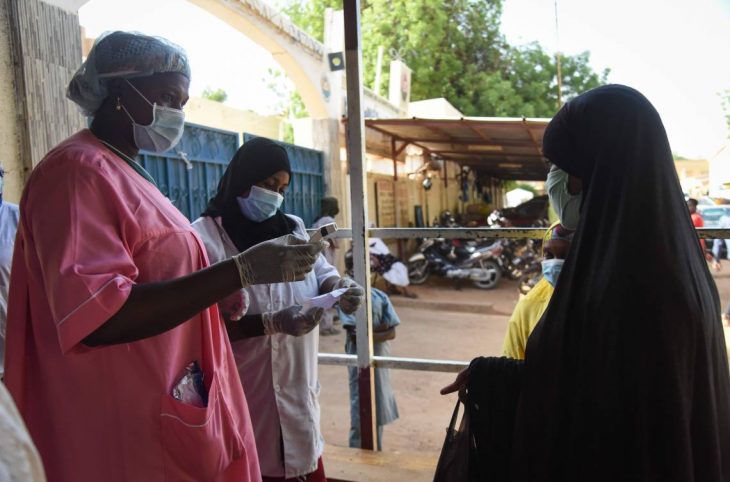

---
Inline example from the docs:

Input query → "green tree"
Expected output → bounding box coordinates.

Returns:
[263,67,310,143]
[280,0,341,43]
[279,0,608,117]
[201,87,228,103]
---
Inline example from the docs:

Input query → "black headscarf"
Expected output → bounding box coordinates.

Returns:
[511,85,730,481]
[202,137,297,251]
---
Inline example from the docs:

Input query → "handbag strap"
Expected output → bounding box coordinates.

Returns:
[447,399,462,432]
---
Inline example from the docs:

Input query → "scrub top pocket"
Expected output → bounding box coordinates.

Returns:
[160,373,244,482]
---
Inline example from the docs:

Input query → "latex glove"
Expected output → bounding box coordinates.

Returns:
[335,278,365,315]
[261,305,325,336]
[233,234,326,286]
[218,290,248,321]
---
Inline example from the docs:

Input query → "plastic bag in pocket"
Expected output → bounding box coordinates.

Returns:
[161,373,244,481]
[172,361,207,408]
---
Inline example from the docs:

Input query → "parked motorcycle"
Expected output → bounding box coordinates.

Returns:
[407,237,502,289]
[498,238,541,281]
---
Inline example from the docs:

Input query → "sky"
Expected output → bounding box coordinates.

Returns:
[79,0,730,159]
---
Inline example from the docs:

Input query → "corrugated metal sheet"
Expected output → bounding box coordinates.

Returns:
[140,123,239,220]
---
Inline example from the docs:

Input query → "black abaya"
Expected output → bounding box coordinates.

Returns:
[509,85,730,481]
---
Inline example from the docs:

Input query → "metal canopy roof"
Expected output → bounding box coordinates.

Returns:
[364,117,551,181]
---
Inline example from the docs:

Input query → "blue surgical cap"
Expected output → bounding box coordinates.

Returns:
[67,31,191,116]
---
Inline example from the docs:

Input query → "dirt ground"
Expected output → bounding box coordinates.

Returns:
[317,262,730,458]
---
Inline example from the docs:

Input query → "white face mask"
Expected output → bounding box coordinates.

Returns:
[237,185,284,222]
[546,167,582,230]
[123,80,185,153]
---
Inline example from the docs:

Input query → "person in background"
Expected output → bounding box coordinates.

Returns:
[502,223,573,360]
[4,32,322,482]
[687,198,708,255]
[312,196,340,266]
[710,210,730,272]
[368,231,417,298]
[0,166,19,378]
[338,283,399,451]
[312,197,342,335]
[193,137,364,482]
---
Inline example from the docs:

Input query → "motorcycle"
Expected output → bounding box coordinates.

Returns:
[498,238,541,281]
[407,237,503,289]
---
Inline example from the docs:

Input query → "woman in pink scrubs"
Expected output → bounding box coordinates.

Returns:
[3,31,321,482]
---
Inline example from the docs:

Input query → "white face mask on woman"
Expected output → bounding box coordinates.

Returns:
[546,167,582,230]
[237,185,284,222]
[122,79,185,153]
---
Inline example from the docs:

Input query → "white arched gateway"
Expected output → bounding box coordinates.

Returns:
[0,0,340,202]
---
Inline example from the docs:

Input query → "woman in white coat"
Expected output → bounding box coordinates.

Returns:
[193,137,363,482]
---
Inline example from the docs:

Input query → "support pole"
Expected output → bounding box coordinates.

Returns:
[343,0,377,451]
[392,137,404,258]
[392,137,398,181]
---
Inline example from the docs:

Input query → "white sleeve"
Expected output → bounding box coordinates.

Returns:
[191,217,249,319]
[0,384,47,482]
[314,252,340,287]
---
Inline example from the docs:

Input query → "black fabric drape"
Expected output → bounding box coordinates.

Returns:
[510,85,730,481]
[202,136,296,251]
[466,357,524,482]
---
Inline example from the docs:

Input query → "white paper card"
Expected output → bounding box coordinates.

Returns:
[302,287,349,310]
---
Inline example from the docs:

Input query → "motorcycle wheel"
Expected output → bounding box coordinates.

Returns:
[408,259,430,285]
[472,259,502,290]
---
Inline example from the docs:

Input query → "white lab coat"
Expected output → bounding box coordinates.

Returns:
[192,214,339,478]
[0,382,46,482]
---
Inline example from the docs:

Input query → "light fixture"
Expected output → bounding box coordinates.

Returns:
[328,52,345,71]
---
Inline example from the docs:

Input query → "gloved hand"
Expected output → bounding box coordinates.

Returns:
[261,305,324,336]
[335,278,365,315]
[233,234,326,286]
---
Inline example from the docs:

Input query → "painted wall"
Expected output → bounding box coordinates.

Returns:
[0,0,23,203]
[184,96,283,142]
[0,0,84,203]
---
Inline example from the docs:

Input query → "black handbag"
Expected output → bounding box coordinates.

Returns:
[433,399,474,482]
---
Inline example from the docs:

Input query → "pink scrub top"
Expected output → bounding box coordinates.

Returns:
[3,130,261,482]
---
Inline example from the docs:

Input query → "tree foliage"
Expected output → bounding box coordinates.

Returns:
[279,0,609,117]
[201,87,228,103]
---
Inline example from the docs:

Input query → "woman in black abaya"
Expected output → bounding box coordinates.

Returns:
[442,85,730,482]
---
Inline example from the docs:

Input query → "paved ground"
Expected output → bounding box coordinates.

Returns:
[318,263,730,457]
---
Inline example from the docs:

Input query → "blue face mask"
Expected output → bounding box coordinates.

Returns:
[541,258,565,287]
[237,185,284,222]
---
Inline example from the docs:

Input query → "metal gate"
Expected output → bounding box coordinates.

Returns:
[243,133,325,226]
[139,123,239,220]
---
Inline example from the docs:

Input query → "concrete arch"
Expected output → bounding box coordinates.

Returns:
[187,0,334,118]
[56,0,335,118]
